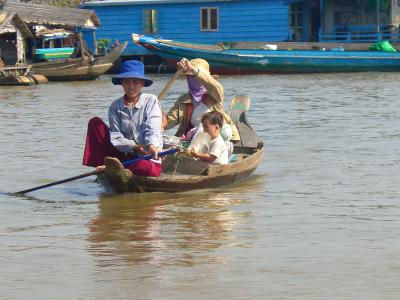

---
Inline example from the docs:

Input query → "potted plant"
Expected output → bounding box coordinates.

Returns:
[96,38,112,55]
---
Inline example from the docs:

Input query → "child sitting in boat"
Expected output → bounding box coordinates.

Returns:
[190,111,229,164]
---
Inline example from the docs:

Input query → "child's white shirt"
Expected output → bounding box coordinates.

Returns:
[209,135,229,164]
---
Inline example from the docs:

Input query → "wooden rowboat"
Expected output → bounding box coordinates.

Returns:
[31,62,113,81]
[99,96,264,193]
[0,65,48,86]
[30,41,127,81]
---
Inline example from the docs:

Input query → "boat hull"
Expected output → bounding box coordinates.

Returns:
[30,42,127,81]
[32,62,113,81]
[100,147,264,193]
[135,36,400,74]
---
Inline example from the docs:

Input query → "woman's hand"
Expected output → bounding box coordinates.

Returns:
[177,58,198,76]
[133,144,147,155]
[96,165,106,173]
[147,144,161,160]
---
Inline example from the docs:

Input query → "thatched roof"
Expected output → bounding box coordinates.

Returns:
[0,11,32,37]
[3,0,100,28]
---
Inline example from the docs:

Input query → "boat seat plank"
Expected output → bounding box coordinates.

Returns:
[163,155,209,175]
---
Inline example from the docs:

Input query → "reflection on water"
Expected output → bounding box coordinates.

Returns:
[87,175,266,266]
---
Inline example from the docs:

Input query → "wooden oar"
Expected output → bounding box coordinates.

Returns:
[158,69,182,101]
[14,70,182,195]
[14,148,179,195]
[14,170,99,195]
[229,95,250,122]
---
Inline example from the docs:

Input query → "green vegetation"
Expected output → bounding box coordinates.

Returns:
[97,38,112,51]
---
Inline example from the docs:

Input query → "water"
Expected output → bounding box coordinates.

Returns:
[0,73,399,299]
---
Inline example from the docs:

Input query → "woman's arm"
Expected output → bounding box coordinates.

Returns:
[142,96,163,156]
[177,58,223,104]
[195,68,223,103]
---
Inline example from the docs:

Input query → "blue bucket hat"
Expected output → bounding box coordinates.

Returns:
[112,60,153,87]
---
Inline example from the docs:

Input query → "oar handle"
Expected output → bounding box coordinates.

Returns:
[122,148,179,167]
[15,170,98,195]
[14,148,179,195]
[158,69,182,101]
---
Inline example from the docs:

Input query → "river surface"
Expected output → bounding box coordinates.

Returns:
[0,72,399,299]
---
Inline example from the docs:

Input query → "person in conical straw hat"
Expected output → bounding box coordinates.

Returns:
[162,57,240,143]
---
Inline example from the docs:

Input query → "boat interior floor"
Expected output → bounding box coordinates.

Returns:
[162,152,249,176]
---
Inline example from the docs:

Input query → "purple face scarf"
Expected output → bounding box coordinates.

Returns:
[187,76,207,104]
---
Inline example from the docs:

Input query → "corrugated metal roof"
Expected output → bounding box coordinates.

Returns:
[82,0,237,7]
[3,0,100,28]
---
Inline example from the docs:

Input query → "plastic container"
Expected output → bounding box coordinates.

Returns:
[188,132,211,154]
[264,44,278,50]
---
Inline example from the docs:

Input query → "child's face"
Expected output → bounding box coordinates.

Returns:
[202,119,219,137]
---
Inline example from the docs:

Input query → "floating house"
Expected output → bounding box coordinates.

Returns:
[81,0,294,58]
[2,0,100,59]
[319,0,400,42]
[81,0,400,61]
[0,11,32,65]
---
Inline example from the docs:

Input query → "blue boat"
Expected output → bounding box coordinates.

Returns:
[133,34,400,74]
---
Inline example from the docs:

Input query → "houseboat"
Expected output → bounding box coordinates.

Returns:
[81,0,400,65]
[0,11,46,85]
[2,0,125,81]
[3,0,100,58]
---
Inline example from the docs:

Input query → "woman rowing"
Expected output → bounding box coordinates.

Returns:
[82,60,163,177]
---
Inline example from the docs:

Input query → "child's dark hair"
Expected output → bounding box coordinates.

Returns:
[201,111,223,128]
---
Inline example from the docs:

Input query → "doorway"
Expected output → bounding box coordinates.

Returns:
[290,1,305,41]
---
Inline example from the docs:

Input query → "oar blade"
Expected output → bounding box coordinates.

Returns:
[14,170,98,195]
[229,95,250,122]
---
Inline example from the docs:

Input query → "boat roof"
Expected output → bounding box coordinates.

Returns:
[34,27,73,41]
[3,0,100,28]
[82,0,236,7]
[0,11,32,38]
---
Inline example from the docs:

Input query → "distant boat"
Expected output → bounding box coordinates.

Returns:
[34,47,75,61]
[133,34,400,74]
[0,64,48,86]
[30,41,127,81]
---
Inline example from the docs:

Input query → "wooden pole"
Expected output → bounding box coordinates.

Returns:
[377,0,381,39]
[78,32,86,61]
[13,149,178,195]
[93,30,97,56]
[157,69,182,101]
